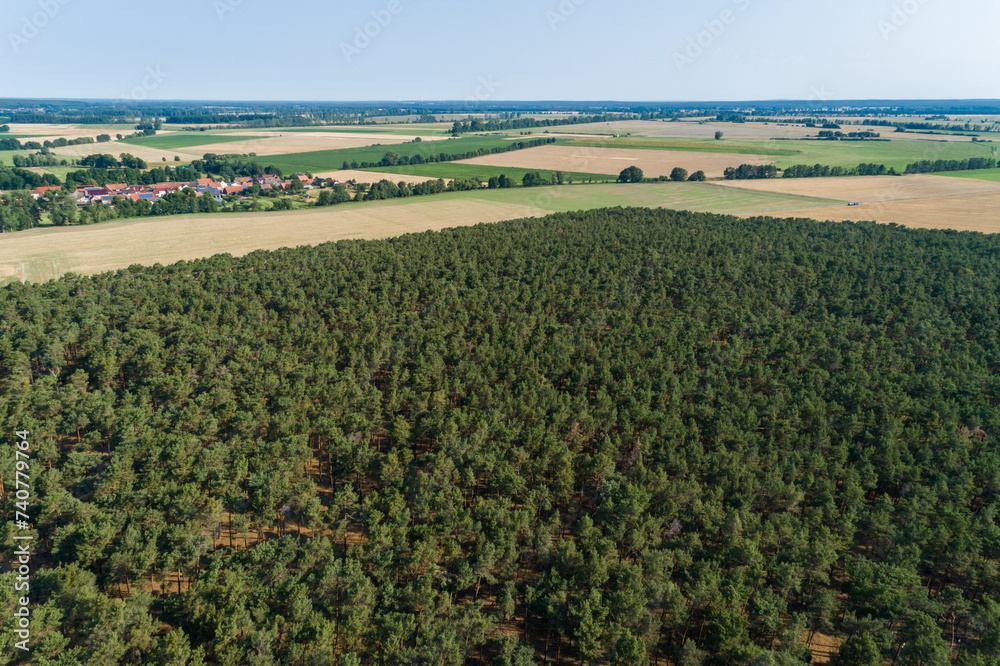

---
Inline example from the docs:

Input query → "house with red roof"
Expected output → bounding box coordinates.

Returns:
[30,185,63,199]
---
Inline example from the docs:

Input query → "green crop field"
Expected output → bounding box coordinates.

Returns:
[254,135,540,174]
[454,181,843,215]
[936,168,1000,182]
[29,165,79,180]
[0,150,39,162]
[362,163,615,183]
[271,126,451,137]
[560,137,800,156]
[119,133,251,150]
[763,138,997,170]
[558,135,996,171]
[70,123,137,130]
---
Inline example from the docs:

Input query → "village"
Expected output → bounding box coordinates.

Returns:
[29,172,325,205]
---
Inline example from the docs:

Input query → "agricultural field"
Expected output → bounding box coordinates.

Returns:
[25,165,79,179]
[761,192,1000,233]
[760,138,996,170]
[715,173,1000,202]
[937,168,1000,181]
[0,182,838,284]
[360,162,616,183]
[457,144,777,178]
[185,130,444,158]
[716,174,1000,231]
[548,127,996,170]
[276,125,451,136]
[314,169,453,185]
[557,137,800,156]
[249,134,537,174]
[38,129,442,165]
[118,132,254,150]
[0,123,128,139]
[0,149,37,163]
[553,118,992,143]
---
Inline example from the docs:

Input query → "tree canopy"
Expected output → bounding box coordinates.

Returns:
[2,208,1000,664]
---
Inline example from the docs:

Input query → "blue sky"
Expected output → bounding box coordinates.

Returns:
[1,0,998,101]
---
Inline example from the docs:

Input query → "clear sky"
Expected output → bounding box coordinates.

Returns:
[1,0,998,102]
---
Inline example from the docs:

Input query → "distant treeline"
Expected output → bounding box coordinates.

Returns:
[165,114,319,128]
[449,114,622,135]
[0,164,60,190]
[193,156,280,180]
[868,119,999,133]
[341,138,557,169]
[783,163,896,178]
[780,158,997,179]
[904,157,997,174]
[352,172,555,204]
[11,154,70,168]
[723,164,778,179]
[63,165,203,190]
[0,136,100,151]
[817,130,882,140]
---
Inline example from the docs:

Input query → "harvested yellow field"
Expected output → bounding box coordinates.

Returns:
[753,192,1000,233]
[0,198,542,283]
[1,182,833,283]
[50,141,204,164]
[44,131,440,164]
[314,169,450,185]
[553,119,976,142]
[722,175,1000,232]
[192,131,446,157]
[555,119,823,141]
[1,123,129,140]
[716,174,1000,201]
[457,144,774,178]
[4,177,997,285]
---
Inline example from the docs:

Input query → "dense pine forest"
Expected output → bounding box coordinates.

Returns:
[2,208,1000,665]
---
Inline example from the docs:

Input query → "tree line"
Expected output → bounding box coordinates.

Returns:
[339,139,557,171]
[904,157,997,174]
[0,136,98,152]
[723,164,779,180]
[449,114,623,136]
[782,163,895,178]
